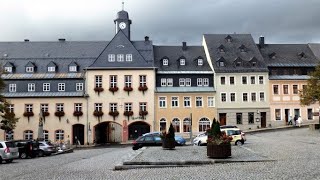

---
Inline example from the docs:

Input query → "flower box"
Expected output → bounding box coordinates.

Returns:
[93,110,104,117]
[207,144,231,158]
[109,87,119,94]
[109,111,119,120]
[73,111,83,121]
[23,111,34,122]
[138,85,148,94]
[139,110,148,117]
[43,111,50,116]
[123,86,133,95]
[55,111,65,121]
[94,87,104,95]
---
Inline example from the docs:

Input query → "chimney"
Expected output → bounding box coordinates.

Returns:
[259,36,265,48]
[24,39,29,42]
[58,38,66,42]
[182,42,187,51]
[144,36,149,41]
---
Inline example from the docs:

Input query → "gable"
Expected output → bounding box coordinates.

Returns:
[90,30,153,68]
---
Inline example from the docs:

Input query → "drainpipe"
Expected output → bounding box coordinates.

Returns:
[84,67,89,145]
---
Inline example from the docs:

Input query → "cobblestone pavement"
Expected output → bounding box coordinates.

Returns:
[1,128,320,180]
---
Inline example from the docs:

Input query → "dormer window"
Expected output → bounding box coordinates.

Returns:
[47,61,57,72]
[48,67,55,72]
[180,59,185,66]
[108,54,115,62]
[218,45,225,52]
[219,61,225,67]
[68,61,78,72]
[4,62,15,73]
[250,57,258,67]
[26,67,34,73]
[126,54,132,61]
[298,52,305,58]
[269,52,276,59]
[163,59,168,66]
[25,61,36,73]
[239,44,246,52]
[5,67,12,73]
[234,57,243,67]
[217,57,226,67]
[225,35,232,42]
[117,54,124,62]
[198,59,203,66]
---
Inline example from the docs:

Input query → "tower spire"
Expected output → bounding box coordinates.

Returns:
[122,1,124,11]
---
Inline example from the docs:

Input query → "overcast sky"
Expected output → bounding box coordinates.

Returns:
[0,0,319,45]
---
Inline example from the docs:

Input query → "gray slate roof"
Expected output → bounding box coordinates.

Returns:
[259,44,319,67]
[2,92,84,98]
[1,73,84,80]
[153,45,212,72]
[269,75,310,80]
[203,34,268,73]
[156,87,215,93]
[308,43,320,61]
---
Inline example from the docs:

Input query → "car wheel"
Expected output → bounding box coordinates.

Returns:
[38,150,44,157]
[132,146,138,150]
[0,156,2,164]
[20,152,27,159]
[235,140,243,146]
[197,141,202,146]
[5,159,13,163]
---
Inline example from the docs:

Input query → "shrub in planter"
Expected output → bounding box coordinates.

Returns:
[109,86,119,94]
[123,111,133,120]
[73,111,83,121]
[43,111,50,117]
[93,110,104,121]
[109,111,119,120]
[55,111,65,121]
[94,87,104,95]
[160,123,175,150]
[23,111,34,122]
[123,86,133,95]
[138,85,148,94]
[139,110,148,117]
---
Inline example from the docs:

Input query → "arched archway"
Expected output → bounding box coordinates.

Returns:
[128,121,150,140]
[72,124,84,145]
[94,122,122,144]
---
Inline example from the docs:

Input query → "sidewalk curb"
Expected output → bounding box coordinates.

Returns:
[52,148,74,156]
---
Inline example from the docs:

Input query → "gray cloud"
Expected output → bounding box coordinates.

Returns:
[0,0,319,45]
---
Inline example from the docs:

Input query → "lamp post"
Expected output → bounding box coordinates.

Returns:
[190,113,192,144]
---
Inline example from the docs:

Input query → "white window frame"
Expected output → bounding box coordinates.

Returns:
[43,83,50,91]
[48,66,55,72]
[56,103,64,112]
[110,103,118,112]
[8,104,14,113]
[126,54,132,62]
[242,76,248,85]
[186,78,191,86]
[124,75,132,87]
[43,130,49,141]
[195,97,203,107]
[117,54,124,62]
[159,97,167,108]
[69,66,77,72]
[76,83,83,91]
[184,97,191,107]
[40,104,49,112]
[283,84,289,95]
[139,75,146,86]
[207,97,215,107]
[230,92,236,102]
[110,75,117,88]
[9,84,16,92]
[203,78,209,86]
[24,130,33,140]
[108,54,115,62]
[180,59,185,66]
[198,59,203,66]
[161,78,167,87]
[163,59,168,66]
[229,76,235,85]
[25,104,33,112]
[95,75,102,88]
[58,83,65,92]
[124,103,132,112]
[26,67,34,73]
[139,102,147,112]
[220,76,226,85]
[197,78,203,86]
[171,97,179,108]
[258,76,264,84]
[259,92,265,102]
[179,78,185,86]
[4,67,12,73]
[242,93,248,102]
[28,83,35,92]
[55,130,64,141]
[250,76,256,84]
[221,93,227,102]
[167,78,173,86]
[75,103,82,112]
[94,103,102,111]
[251,92,257,102]
[293,85,299,95]
[273,84,280,95]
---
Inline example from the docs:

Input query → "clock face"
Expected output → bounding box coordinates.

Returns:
[119,22,126,29]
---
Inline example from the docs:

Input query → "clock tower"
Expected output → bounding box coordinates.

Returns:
[114,10,132,40]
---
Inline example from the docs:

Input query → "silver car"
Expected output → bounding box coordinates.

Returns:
[38,141,57,156]
[0,141,19,163]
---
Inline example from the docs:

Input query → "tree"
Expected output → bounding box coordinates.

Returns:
[1,101,20,132]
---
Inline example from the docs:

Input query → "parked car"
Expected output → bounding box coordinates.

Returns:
[142,132,186,146]
[193,132,207,146]
[221,128,246,145]
[38,141,57,156]
[132,134,162,150]
[12,140,39,159]
[0,141,19,164]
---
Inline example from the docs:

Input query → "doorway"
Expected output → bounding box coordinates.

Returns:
[72,124,85,145]
[261,112,266,128]
[284,109,290,124]
[219,113,227,125]
[94,122,110,144]
[128,122,150,140]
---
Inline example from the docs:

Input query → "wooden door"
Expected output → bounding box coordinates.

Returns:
[261,112,266,128]
[219,113,227,125]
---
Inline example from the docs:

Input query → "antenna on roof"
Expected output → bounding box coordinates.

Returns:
[122,1,124,10]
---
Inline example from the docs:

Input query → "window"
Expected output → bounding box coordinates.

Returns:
[250,76,255,84]
[110,103,117,112]
[248,112,254,124]
[9,84,16,92]
[94,103,102,111]
[76,83,83,91]
[26,67,34,72]
[43,83,50,91]
[230,93,236,102]
[163,59,168,66]
[5,131,14,141]
[243,93,248,102]
[236,113,242,124]
[160,118,166,131]
[172,118,180,133]
[220,77,226,85]
[242,76,247,84]
[260,92,265,101]
[219,61,225,67]
[180,59,185,65]
[183,118,191,132]
[198,59,203,66]
[184,97,191,107]
[58,83,65,91]
[159,97,166,108]
[208,97,215,107]
[95,75,102,88]
[230,77,235,85]
[56,103,64,112]
[40,104,49,112]
[124,103,132,111]
[117,54,124,62]
[273,85,279,95]
[8,104,14,113]
[69,66,77,72]
[5,67,12,73]
[75,103,82,112]
[139,75,146,86]
[221,93,226,102]
[293,85,298,94]
[197,78,203,86]
[199,118,210,132]
[307,109,313,120]
[203,78,209,86]
[108,54,115,62]
[275,109,281,120]
[251,92,256,102]
[179,78,185,86]
[186,78,191,86]
[110,75,117,88]
[124,75,132,87]
[25,104,33,112]
[48,67,55,72]
[161,78,166,86]
[139,102,147,111]
[126,54,132,61]
[196,97,203,107]
[43,130,49,141]
[283,85,289,94]
[171,97,179,107]
[24,130,33,140]
[28,83,35,92]
[259,76,264,84]
[167,78,173,86]
[55,130,64,141]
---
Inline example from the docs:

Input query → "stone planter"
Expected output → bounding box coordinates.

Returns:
[207,144,231,158]
[162,138,175,150]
